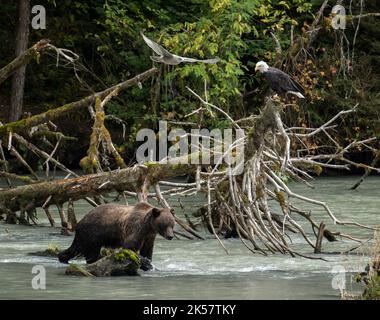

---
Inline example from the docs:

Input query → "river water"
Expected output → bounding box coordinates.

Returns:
[0,176,379,299]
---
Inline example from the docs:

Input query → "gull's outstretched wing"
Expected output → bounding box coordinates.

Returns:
[141,32,172,57]
[141,31,220,65]
[179,56,220,64]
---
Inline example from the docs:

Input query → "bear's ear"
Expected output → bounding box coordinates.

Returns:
[151,207,161,218]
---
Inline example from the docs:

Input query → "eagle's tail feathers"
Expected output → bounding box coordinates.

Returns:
[287,91,305,99]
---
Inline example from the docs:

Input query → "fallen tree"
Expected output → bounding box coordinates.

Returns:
[0,161,193,214]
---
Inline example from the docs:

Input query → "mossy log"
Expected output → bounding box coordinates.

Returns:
[0,39,50,85]
[0,162,194,212]
[0,171,36,184]
[65,249,141,277]
[0,67,157,137]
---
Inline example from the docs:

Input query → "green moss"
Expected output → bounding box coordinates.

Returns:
[0,101,78,137]
[313,165,323,176]
[247,127,255,139]
[28,243,61,257]
[113,248,140,265]
[66,263,94,277]
[144,161,160,168]
[46,243,61,255]
[79,156,96,173]
[275,190,287,210]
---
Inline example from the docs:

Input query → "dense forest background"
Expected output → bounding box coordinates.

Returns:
[0,0,379,171]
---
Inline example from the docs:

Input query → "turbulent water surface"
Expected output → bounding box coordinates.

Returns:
[0,176,379,299]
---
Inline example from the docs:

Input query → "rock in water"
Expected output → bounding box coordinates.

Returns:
[65,248,142,277]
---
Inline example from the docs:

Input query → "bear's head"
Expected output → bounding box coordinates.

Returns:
[150,207,175,240]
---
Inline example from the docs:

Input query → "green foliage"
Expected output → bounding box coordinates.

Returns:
[139,0,258,128]
[0,0,378,166]
[362,276,380,300]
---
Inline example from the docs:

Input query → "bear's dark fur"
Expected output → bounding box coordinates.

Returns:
[58,202,175,264]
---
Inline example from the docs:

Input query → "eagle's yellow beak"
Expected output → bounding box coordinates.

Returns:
[254,65,259,72]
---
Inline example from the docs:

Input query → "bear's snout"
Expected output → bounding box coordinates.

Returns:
[165,235,173,240]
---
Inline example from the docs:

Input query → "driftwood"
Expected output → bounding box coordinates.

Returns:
[314,222,325,253]
[351,149,380,190]
[182,91,377,258]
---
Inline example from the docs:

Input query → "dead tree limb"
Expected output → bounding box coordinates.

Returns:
[0,67,157,137]
[0,171,36,184]
[0,40,50,86]
[43,207,55,227]
[67,199,77,231]
[351,149,380,190]
[314,221,326,253]
[80,92,126,173]
[186,89,378,257]
[9,146,39,180]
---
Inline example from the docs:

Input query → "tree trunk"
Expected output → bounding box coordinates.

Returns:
[9,0,31,122]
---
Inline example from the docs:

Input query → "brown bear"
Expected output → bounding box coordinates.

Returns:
[58,202,175,266]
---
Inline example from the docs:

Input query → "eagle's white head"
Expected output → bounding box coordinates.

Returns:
[255,61,269,73]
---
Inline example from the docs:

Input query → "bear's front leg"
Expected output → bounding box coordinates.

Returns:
[139,236,155,261]
[139,236,156,271]
[139,255,153,271]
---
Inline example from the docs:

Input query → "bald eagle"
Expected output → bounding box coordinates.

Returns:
[255,61,305,99]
